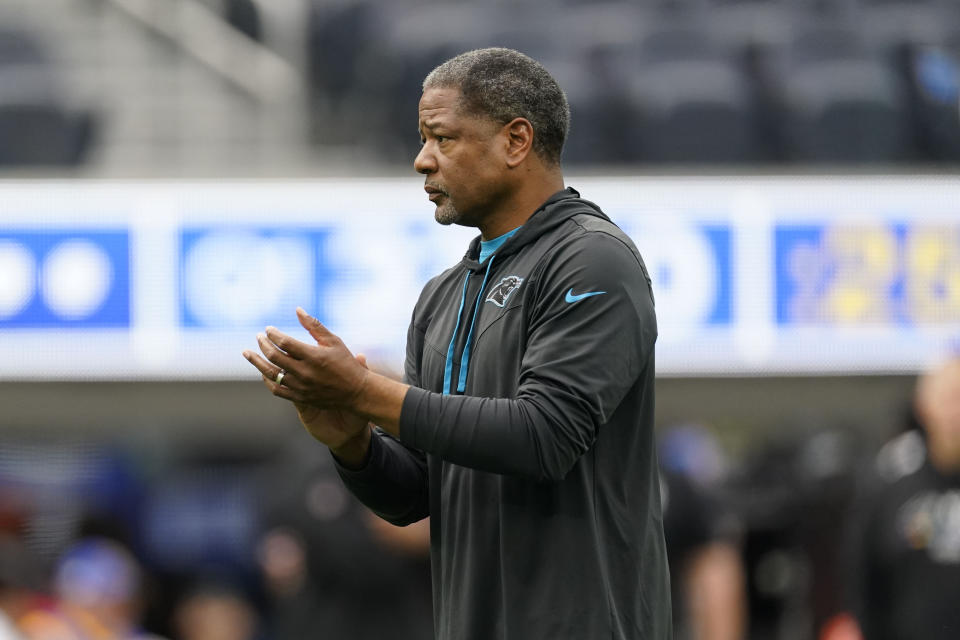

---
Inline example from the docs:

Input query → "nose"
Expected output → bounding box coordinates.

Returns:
[414,142,436,175]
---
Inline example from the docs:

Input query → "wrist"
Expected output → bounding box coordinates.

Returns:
[351,372,410,436]
[330,424,372,470]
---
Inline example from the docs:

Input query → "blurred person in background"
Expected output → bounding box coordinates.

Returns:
[171,580,260,640]
[0,534,44,640]
[839,357,960,640]
[255,428,432,640]
[19,537,167,640]
[244,47,668,639]
[660,426,747,640]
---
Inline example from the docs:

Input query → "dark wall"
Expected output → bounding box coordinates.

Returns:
[0,375,916,450]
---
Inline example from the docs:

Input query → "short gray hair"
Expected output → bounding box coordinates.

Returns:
[423,48,570,166]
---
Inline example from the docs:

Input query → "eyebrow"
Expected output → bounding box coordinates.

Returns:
[418,117,450,140]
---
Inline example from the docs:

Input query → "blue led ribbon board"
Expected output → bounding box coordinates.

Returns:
[0,230,130,328]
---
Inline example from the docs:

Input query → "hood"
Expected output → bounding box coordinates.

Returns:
[459,187,611,272]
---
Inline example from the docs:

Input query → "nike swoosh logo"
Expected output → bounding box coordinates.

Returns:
[565,288,607,303]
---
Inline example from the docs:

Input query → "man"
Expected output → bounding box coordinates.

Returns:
[841,357,960,640]
[244,47,670,639]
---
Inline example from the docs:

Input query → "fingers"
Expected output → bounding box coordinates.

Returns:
[257,333,301,378]
[243,351,310,401]
[297,307,334,344]
[264,325,314,360]
[243,349,283,381]
[262,376,307,403]
[356,353,368,369]
[243,348,300,390]
[244,310,355,407]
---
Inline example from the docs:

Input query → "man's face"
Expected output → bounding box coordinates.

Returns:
[414,87,509,230]
[920,361,960,471]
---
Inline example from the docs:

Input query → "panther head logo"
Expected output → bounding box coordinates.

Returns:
[486,275,524,308]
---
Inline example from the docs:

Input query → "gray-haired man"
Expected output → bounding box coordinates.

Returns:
[245,47,671,639]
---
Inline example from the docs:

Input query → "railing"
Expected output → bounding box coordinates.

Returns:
[106,0,303,104]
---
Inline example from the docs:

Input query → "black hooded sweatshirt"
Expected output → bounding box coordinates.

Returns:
[336,187,671,639]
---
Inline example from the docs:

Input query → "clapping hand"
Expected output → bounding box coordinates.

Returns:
[243,308,371,453]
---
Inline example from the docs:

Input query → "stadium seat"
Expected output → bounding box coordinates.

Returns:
[0,104,94,166]
[905,40,960,161]
[758,26,913,163]
[0,26,96,166]
[859,0,952,52]
[855,0,960,162]
[713,1,791,42]
[592,24,765,164]
[297,0,955,166]
[224,0,263,42]
[0,25,50,65]
[307,0,379,103]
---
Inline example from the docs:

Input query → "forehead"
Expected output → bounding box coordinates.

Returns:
[418,87,463,123]
[418,87,502,139]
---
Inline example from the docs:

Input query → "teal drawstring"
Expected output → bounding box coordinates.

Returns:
[442,273,471,395]
[441,255,497,395]
[457,255,495,393]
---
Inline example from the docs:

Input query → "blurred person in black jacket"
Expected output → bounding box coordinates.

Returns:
[660,426,747,640]
[256,431,432,640]
[842,357,960,640]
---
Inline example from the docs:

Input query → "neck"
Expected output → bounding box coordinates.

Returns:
[478,169,564,240]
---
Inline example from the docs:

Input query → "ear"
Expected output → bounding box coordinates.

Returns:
[502,117,534,168]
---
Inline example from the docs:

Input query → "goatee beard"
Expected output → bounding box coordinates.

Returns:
[435,202,460,226]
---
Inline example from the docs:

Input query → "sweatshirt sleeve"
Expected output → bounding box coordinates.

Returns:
[400,230,656,482]
[333,310,430,525]
[333,428,429,525]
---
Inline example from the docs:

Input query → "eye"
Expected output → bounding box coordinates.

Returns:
[435,135,447,143]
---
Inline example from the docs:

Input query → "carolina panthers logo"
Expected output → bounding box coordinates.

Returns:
[486,275,524,307]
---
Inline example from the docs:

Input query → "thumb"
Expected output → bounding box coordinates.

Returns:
[297,306,332,343]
